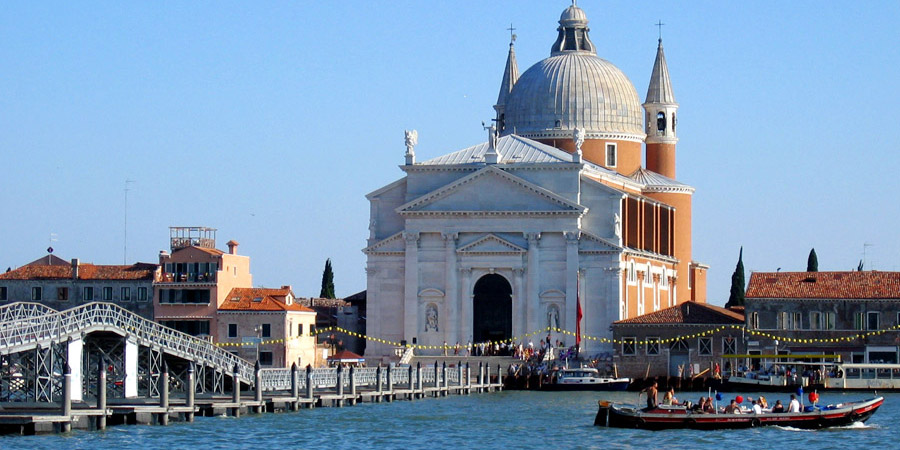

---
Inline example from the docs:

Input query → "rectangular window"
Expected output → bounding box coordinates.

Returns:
[825,312,835,330]
[868,312,880,331]
[298,323,304,336]
[810,312,822,330]
[699,337,712,356]
[158,289,211,304]
[228,324,238,338]
[723,337,737,355]
[646,337,660,355]
[31,287,42,301]
[259,351,274,366]
[83,287,94,301]
[793,312,803,330]
[102,287,113,301]
[0,286,6,301]
[261,323,272,338]
[854,312,865,330]
[57,287,69,301]
[622,337,636,356]
[605,143,617,167]
[749,312,759,329]
[121,287,131,301]
[137,287,148,302]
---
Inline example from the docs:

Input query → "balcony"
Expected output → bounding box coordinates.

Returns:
[158,272,217,284]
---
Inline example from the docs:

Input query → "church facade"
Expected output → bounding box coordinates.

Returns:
[364,4,707,357]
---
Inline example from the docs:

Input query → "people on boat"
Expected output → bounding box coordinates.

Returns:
[703,397,715,414]
[788,394,801,413]
[771,400,785,413]
[641,381,659,410]
[662,387,678,406]
[758,396,768,409]
[752,399,763,414]
[724,399,742,414]
[691,396,705,412]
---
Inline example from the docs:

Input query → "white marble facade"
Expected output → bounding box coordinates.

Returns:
[364,135,632,357]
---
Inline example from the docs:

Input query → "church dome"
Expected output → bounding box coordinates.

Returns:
[501,5,644,140]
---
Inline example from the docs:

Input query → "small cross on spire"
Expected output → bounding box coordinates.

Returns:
[655,20,665,41]
[507,23,516,44]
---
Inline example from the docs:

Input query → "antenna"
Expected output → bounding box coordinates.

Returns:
[863,243,873,271]
[48,233,57,264]
[124,179,135,264]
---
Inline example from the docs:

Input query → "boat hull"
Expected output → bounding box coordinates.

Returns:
[594,397,883,430]
[542,381,630,392]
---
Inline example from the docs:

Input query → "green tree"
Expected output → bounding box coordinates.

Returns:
[319,258,335,299]
[807,248,819,272]
[725,247,745,308]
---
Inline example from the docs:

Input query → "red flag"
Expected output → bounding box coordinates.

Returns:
[576,282,583,348]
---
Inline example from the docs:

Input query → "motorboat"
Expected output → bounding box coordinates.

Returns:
[594,396,883,430]
[542,367,631,391]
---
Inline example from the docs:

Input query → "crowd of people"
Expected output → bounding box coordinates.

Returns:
[640,381,808,415]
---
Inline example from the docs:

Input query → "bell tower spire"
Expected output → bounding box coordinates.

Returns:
[643,36,678,178]
[494,25,519,134]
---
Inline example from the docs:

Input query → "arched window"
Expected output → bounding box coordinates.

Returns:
[656,111,666,134]
[671,112,676,132]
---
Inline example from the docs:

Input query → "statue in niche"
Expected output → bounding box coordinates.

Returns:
[614,213,622,239]
[547,304,560,329]
[425,304,439,332]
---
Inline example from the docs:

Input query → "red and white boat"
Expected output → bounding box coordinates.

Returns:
[594,396,883,430]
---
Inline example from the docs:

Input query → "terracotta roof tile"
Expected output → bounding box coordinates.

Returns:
[218,287,314,312]
[0,263,157,281]
[746,271,900,299]
[327,350,364,360]
[614,301,745,325]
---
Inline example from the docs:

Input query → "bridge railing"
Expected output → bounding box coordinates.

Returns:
[256,366,457,392]
[0,302,255,382]
[0,302,58,324]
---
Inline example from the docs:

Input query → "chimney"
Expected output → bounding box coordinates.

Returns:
[71,258,79,280]
[226,240,239,255]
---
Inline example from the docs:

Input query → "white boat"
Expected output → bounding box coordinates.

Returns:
[820,363,900,391]
[543,367,631,391]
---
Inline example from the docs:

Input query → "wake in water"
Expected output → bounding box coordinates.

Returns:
[774,421,875,432]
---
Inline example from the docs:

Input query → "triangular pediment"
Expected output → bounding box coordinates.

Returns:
[363,232,404,254]
[579,231,622,253]
[397,166,585,216]
[458,234,526,255]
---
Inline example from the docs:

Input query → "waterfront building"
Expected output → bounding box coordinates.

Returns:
[364,4,707,357]
[154,227,252,339]
[296,297,365,358]
[217,287,317,368]
[611,302,744,378]
[745,271,900,364]
[0,254,157,319]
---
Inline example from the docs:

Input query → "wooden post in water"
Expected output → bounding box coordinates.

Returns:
[305,365,314,408]
[349,365,357,405]
[254,360,262,413]
[433,361,439,397]
[61,363,72,432]
[478,362,484,393]
[386,365,394,402]
[416,362,423,398]
[159,361,170,425]
[442,362,448,397]
[375,365,383,403]
[290,363,299,411]
[407,364,414,399]
[97,357,107,430]
[232,363,241,418]
[465,362,472,395]
[186,362,195,423]
[336,364,344,407]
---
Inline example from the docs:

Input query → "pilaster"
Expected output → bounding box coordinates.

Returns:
[403,232,420,345]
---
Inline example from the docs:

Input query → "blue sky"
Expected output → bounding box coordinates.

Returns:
[2,1,898,304]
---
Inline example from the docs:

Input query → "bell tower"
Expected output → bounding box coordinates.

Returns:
[643,38,678,178]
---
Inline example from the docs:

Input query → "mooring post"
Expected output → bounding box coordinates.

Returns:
[290,363,299,411]
[305,365,314,407]
[335,364,344,407]
[442,361,448,396]
[254,360,263,413]
[61,363,72,432]
[159,361,170,425]
[97,357,107,430]
[458,361,464,391]
[407,364,414,397]
[466,362,471,394]
[349,365,357,403]
[485,363,491,391]
[186,362,195,423]
[232,363,241,418]
[375,365,383,402]
[386,365,394,402]
[416,362,423,398]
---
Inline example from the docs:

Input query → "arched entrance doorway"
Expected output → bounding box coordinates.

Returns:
[472,274,512,344]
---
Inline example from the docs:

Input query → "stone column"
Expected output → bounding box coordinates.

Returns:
[403,232,420,346]
[459,268,472,345]
[186,363,195,422]
[513,268,525,338]
[66,337,83,402]
[565,232,579,341]
[526,233,541,338]
[442,232,458,346]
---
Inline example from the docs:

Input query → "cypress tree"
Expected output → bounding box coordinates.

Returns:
[726,247,745,308]
[807,248,819,272]
[319,258,335,299]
